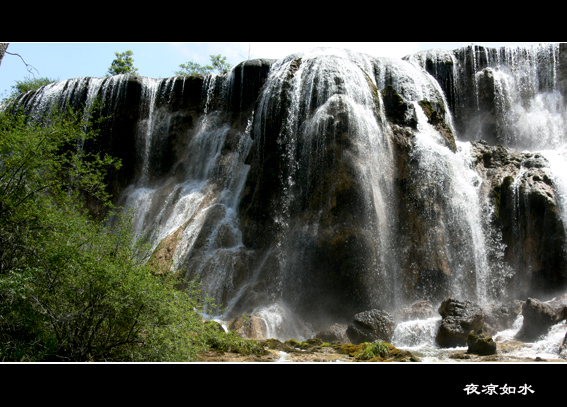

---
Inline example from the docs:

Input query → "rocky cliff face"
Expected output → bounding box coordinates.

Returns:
[470,141,567,299]
[8,44,567,339]
[402,43,567,302]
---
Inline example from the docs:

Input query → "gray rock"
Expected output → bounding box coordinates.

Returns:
[346,309,395,344]
[467,332,497,356]
[228,314,268,340]
[516,296,567,342]
[482,300,524,335]
[436,298,485,348]
[316,324,349,344]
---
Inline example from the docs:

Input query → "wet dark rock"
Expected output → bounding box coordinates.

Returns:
[381,85,417,127]
[228,58,275,127]
[392,122,454,305]
[470,141,567,299]
[482,300,524,335]
[560,332,567,359]
[417,99,457,152]
[228,314,269,340]
[346,309,396,344]
[436,298,485,348]
[516,296,567,342]
[316,323,349,344]
[467,332,497,356]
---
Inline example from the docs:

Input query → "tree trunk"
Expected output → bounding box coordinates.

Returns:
[0,43,8,67]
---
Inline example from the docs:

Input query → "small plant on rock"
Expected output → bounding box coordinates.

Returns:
[355,341,390,360]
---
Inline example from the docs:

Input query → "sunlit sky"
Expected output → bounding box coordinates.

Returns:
[0,42,550,98]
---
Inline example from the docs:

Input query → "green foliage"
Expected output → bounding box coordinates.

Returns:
[204,328,267,356]
[175,61,211,77]
[0,107,219,361]
[209,54,231,74]
[175,54,231,77]
[2,77,56,102]
[107,50,139,76]
[354,341,390,360]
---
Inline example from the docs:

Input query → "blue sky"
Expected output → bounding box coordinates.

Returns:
[0,42,548,98]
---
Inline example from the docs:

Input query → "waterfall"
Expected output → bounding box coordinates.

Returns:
[489,45,566,150]
[485,45,567,246]
[377,54,506,306]
[115,73,255,310]
[9,44,567,345]
[485,45,567,295]
[410,106,493,303]
[136,77,160,186]
[240,48,405,331]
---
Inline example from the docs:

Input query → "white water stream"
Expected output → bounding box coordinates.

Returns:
[391,313,567,362]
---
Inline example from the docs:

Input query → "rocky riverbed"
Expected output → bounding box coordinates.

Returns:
[196,295,567,363]
[195,335,567,363]
[196,338,419,362]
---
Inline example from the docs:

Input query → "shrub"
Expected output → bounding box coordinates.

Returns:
[0,107,215,361]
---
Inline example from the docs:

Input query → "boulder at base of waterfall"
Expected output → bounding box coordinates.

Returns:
[482,300,524,335]
[515,295,567,342]
[316,323,349,344]
[228,314,268,340]
[467,332,497,356]
[346,309,395,344]
[395,300,435,322]
[435,298,485,348]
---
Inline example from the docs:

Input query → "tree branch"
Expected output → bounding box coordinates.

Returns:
[5,51,40,78]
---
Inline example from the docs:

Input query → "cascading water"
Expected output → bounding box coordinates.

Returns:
[411,105,493,304]
[373,54,508,306]
[235,48,403,336]
[489,45,566,150]
[390,44,567,360]
[113,73,256,316]
[9,44,567,360]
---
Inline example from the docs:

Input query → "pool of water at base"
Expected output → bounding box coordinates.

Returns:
[391,316,567,363]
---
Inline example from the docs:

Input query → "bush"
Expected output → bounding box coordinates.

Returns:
[0,107,216,361]
[3,77,56,102]
[175,54,232,77]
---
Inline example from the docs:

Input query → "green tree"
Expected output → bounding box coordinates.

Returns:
[175,54,232,77]
[209,54,231,74]
[107,50,138,76]
[2,77,56,102]
[0,107,218,361]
